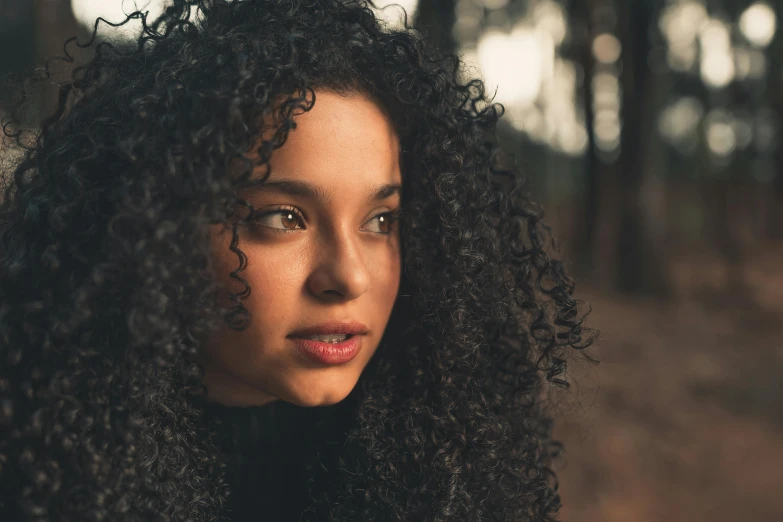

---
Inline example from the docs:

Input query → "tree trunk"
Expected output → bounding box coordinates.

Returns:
[413,0,456,57]
[614,0,670,296]
[0,1,36,111]
[571,0,600,275]
[767,0,783,239]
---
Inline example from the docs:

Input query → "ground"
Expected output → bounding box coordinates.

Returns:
[553,247,783,522]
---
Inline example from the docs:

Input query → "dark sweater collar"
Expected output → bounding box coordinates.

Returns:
[204,399,304,455]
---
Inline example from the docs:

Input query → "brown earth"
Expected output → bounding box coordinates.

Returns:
[554,247,783,522]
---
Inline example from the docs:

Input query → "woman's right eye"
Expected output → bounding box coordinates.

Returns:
[253,208,305,232]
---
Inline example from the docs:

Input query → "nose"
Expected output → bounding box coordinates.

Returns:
[306,232,371,301]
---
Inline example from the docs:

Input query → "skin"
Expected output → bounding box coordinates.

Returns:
[200,90,403,408]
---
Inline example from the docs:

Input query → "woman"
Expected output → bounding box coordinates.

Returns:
[0,0,594,520]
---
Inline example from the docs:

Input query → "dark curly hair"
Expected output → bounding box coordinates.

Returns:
[0,1,595,520]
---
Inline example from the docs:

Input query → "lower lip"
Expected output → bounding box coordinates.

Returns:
[288,335,362,365]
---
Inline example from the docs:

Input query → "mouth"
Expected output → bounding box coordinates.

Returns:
[292,333,355,343]
[287,321,368,364]
[287,332,364,365]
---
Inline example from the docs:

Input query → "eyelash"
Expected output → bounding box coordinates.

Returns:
[251,205,402,235]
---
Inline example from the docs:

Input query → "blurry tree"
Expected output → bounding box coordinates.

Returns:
[569,0,600,274]
[615,0,670,296]
[0,1,36,113]
[767,1,783,239]
[413,0,456,56]
[568,0,670,296]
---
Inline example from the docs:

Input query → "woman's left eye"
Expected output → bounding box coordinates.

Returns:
[362,211,400,235]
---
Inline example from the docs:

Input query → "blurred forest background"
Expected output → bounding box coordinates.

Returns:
[1,0,782,520]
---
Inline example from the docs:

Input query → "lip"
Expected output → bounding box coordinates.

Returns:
[288,335,363,365]
[287,320,369,337]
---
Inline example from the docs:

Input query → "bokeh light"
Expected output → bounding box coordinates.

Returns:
[739,2,777,48]
[593,72,620,111]
[705,109,737,158]
[592,70,621,154]
[659,1,707,73]
[592,33,622,65]
[71,0,168,39]
[71,0,421,35]
[658,96,704,153]
[699,18,735,89]
[371,0,419,30]
[476,27,550,111]
[659,1,707,48]
[463,1,583,156]
[477,0,509,10]
[532,1,568,47]
[700,50,735,88]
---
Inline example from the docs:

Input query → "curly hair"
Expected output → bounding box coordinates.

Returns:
[0,1,595,520]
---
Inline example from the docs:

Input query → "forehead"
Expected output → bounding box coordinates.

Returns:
[260,91,402,185]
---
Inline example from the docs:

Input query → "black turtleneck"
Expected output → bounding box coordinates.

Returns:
[204,400,315,522]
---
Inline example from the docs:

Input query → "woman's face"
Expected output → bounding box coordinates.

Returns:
[201,91,403,407]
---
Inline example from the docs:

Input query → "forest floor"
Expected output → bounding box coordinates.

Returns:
[553,245,783,522]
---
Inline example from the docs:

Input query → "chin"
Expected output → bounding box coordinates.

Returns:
[283,383,356,408]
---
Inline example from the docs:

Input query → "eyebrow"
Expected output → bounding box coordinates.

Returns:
[248,179,402,203]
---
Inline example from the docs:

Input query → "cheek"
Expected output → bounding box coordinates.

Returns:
[243,249,307,322]
[210,236,303,322]
[370,247,402,308]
